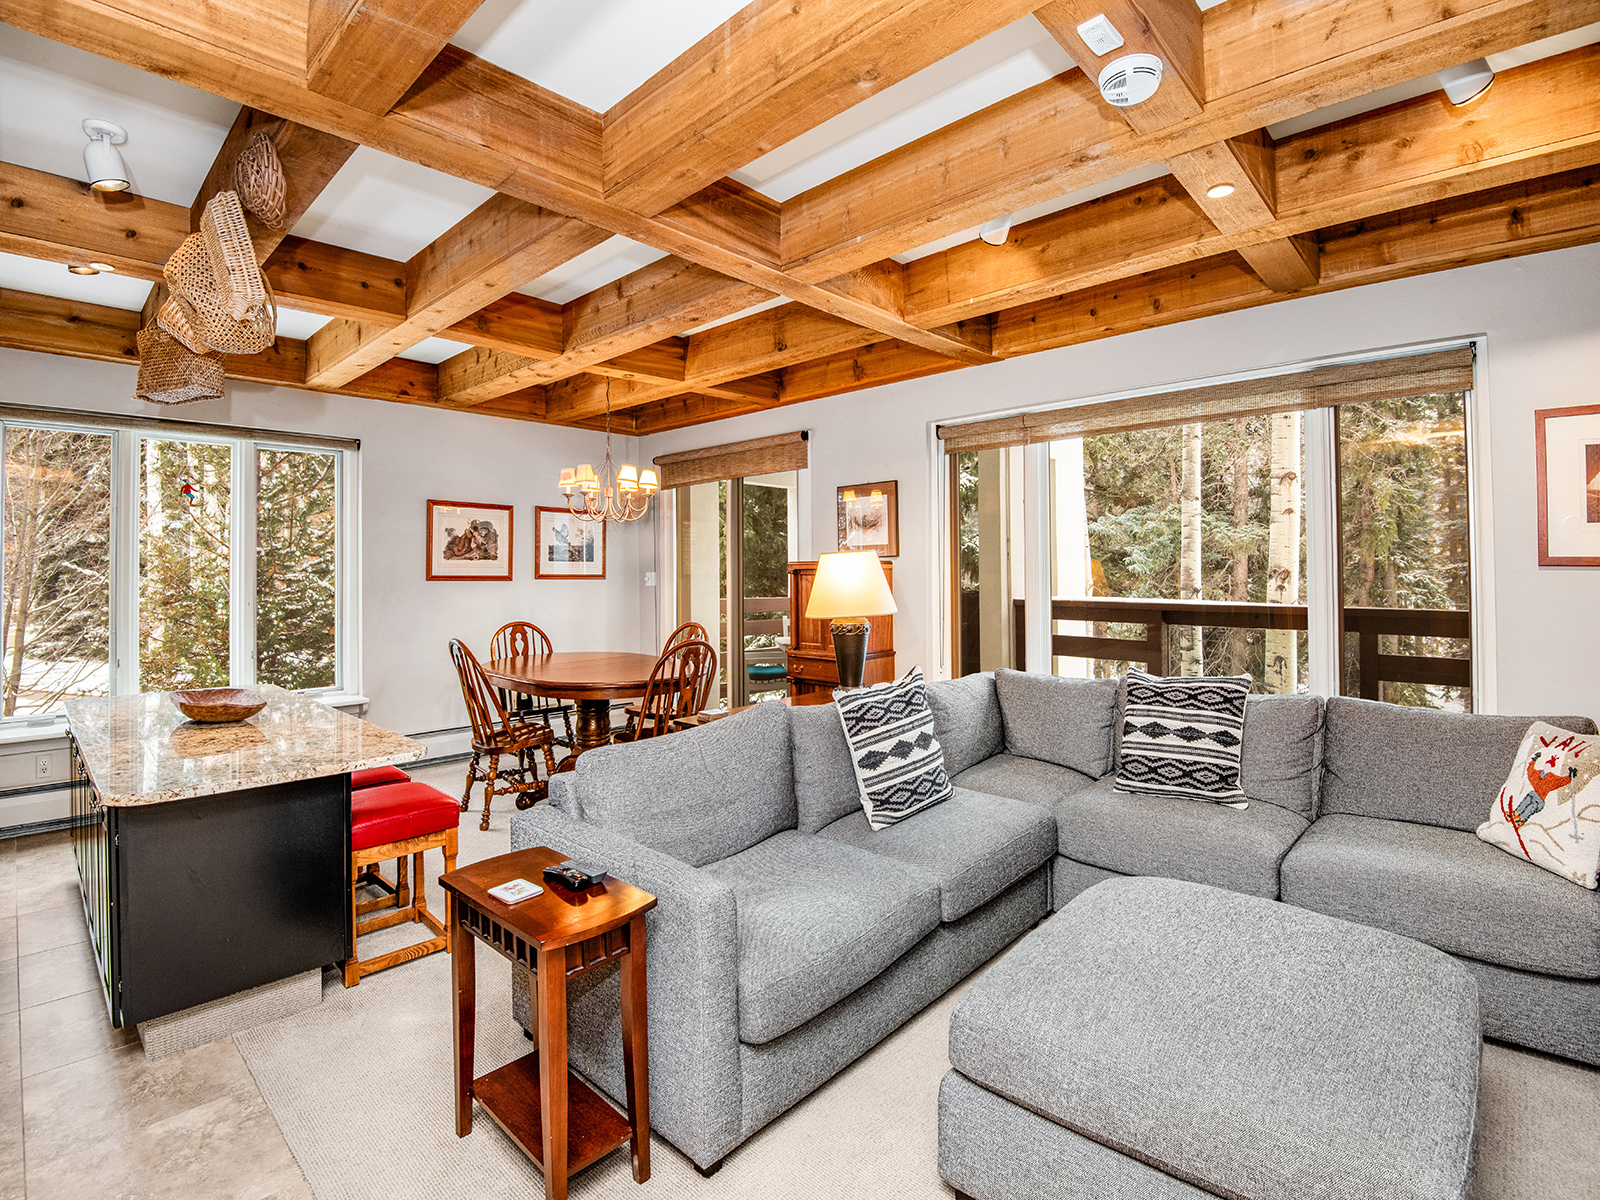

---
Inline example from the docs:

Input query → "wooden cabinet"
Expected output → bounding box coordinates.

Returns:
[785,560,896,695]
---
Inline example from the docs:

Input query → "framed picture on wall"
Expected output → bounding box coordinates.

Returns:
[535,506,607,579]
[426,499,513,581]
[1536,404,1600,566]
[837,480,899,557]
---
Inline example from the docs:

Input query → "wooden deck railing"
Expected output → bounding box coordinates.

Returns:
[1012,597,1469,699]
[719,595,789,639]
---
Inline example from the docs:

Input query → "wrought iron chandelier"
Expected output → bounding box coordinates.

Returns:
[557,380,658,523]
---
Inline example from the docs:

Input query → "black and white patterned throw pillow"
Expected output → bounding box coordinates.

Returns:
[1116,668,1251,803]
[834,667,953,830]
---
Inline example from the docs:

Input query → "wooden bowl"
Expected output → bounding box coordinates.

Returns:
[170,687,267,723]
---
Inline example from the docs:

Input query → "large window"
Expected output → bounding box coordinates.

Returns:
[943,348,1479,710]
[1,414,354,720]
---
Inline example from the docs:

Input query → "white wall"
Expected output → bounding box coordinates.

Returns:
[0,349,648,737]
[641,242,1600,718]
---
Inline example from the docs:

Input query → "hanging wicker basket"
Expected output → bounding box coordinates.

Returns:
[163,191,277,355]
[154,294,208,355]
[136,325,225,405]
[234,130,287,228]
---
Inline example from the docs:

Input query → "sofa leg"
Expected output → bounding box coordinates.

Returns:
[694,1159,724,1178]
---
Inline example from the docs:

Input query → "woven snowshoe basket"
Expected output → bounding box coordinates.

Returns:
[163,191,276,355]
[136,325,225,405]
[234,130,287,228]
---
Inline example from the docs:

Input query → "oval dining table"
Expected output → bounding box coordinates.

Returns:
[481,651,662,762]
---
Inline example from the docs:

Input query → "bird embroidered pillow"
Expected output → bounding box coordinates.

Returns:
[1477,722,1600,889]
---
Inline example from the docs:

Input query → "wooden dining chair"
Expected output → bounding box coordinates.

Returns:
[621,621,714,738]
[613,639,718,744]
[489,621,575,748]
[448,639,559,831]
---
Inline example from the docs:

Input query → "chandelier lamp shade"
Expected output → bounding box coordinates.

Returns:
[557,381,658,523]
[82,119,130,192]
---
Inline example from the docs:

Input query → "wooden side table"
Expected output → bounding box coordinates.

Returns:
[441,846,657,1200]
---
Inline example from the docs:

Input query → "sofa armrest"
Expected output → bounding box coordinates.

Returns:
[509,805,743,1168]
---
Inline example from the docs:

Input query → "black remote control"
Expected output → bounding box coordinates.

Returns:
[542,860,607,890]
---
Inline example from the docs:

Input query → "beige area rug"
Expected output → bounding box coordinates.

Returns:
[234,762,1600,1200]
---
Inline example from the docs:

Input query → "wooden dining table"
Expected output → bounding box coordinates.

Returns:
[482,651,662,759]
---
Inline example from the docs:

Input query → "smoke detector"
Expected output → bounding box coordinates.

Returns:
[1097,53,1163,107]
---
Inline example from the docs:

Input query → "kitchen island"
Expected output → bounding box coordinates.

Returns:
[65,686,424,1029]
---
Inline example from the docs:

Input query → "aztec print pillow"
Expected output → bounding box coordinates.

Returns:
[1477,722,1600,889]
[1115,668,1251,803]
[834,667,953,830]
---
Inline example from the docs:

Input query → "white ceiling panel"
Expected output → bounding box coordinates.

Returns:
[0,250,155,310]
[397,336,475,364]
[516,235,670,305]
[733,17,1072,202]
[453,0,751,113]
[289,147,498,264]
[273,309,334,341]
[0,26,238,206]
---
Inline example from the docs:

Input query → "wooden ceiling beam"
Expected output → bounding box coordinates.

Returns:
[0,161,188,281]
[600,0,1043,215]
[1033,0,1205,133]
[901,45,1600,327]
[262,236,407,320]
[304,196,610,387]
[306,0,490,115]
[780,0,1598,280]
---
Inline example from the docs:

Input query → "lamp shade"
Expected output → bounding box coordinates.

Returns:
[805,551,897,620]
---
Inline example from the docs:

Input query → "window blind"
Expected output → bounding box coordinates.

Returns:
[653,430,808,489]
[937,347,1474,452]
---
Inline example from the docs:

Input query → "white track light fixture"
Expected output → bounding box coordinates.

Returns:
[82,119,130,192]
[979,214,1013,247]
[1437,59,1495,106]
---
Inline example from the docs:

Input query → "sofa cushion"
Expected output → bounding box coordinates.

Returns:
[834,668,952,830]
[1321,698,1599,832]
[949,877,1480,1200]
[1056,777,1309,899]
[995,669,1118,779]
[816,787,1057,922]
[951,753,1096,809]
[1238,693,1324,818]
[574,701,796,868]
[925,673,1004,777]
[1116,668,1250,802]
[1282,813,1600,979]
[701,830,941,1044]
[790,701,860,834]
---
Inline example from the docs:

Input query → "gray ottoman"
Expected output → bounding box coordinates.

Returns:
[939,877,1480,1200]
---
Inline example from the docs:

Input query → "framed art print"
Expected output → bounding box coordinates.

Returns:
[1536,404,1600,566]
[837,480,899,557]
[427,500,513,581]
[535,506,606,579]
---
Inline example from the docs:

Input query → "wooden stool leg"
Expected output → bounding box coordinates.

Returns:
[343,853,361,988]
[395,855,411,910]
[443,829,459,953]
[412,848,426,924]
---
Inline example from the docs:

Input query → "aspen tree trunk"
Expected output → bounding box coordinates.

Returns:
[1177,423,1203,676]
[1265,412,1302,693]
[1228,420,1251,675]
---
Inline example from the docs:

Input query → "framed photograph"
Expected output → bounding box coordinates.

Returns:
[837,480,899,557]
[1536,404,1600,566]
[426,500,513,581]
[535,506,607,579]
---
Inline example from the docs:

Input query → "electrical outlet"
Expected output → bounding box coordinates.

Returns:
[1076,13,1125,55]
[644,571,657,587]
[36,754,52,780]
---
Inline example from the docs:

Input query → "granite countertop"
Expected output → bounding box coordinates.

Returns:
[64,686,425,806]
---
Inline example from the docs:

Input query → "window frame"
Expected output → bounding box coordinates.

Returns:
[0,415,360,727]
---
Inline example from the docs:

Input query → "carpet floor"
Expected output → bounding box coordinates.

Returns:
[233,761,1600,1200]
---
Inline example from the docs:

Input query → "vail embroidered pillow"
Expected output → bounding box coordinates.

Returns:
[834,667,953,830]
[1477,722,1600,888]
[1116,668,1251,803]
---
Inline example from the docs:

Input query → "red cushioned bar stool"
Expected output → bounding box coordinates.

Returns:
[348,764,418,922]
[344,780,460,988]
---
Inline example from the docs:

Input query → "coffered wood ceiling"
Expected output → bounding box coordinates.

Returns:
[1,0,1598,432]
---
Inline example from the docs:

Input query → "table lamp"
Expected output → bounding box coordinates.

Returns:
[805,551,897,690]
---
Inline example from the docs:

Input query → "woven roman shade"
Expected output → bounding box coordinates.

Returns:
[938,348,1475,452]
[653,431,808,489]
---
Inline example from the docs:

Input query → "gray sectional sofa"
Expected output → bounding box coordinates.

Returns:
[509,667,1600,1171]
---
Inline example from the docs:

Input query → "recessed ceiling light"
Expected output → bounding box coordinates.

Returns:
[1206,183,1236,199]
[67,263,100,275]
[82,119,130,193]
[88,262,116,272]
[979,214,1013,247]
